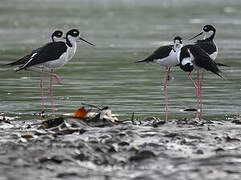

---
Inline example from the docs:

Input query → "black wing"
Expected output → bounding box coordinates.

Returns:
[136,45,173,63]
[190,45,223,78]
[17,42,67,71]
[5,46,45,67]
[195,40,217,55]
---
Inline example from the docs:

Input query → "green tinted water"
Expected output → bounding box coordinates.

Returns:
[0,0,241,120]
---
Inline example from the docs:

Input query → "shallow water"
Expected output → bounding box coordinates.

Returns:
[0,0,241,120]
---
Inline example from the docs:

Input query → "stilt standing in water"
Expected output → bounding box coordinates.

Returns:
[5,30,64,115]
[188,25,226,117]
[136,36,183,121]
[6,29,94,118]
[178,44,223,119]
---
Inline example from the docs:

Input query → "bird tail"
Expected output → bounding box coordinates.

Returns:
[135,59,148,63]
[4,57,29,67]
[4,61,18,67]
[216,62,229,67]
[14,66,23,72]
[211,62,226,79]
[3,60,26,72]
[213,70,224,80]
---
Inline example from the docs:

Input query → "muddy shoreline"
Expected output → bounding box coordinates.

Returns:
[1,112,241,180]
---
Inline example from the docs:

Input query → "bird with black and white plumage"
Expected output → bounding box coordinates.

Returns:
[15,29,91,71]
[178,44,223,120]
[186,24,227,118]
[5,29,94,118]
[190,24,229,67]
[64,30,95,62]
[5,30,64,116]
[189,24,218,60]
[136,36,183,121]
[5,30,64,68]
[189,25,227,86]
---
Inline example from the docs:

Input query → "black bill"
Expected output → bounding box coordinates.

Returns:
[189,31,203,41]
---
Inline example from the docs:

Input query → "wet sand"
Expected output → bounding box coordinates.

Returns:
[1,114,241,180]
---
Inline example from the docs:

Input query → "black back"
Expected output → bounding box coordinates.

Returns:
[6,46,43,67]
[17,41,67,71]
[179,45,222,78]
[137,45,173,63]
[195,39,217,55]
[6,30,63,67]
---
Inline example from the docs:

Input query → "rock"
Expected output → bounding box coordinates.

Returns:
[129,150,156,162]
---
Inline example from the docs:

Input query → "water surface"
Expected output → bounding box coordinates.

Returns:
[0,0,241,120]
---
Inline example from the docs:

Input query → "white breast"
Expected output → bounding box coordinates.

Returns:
[209,50,218,60]
[67,42,77,62]
[181,58,193,66]
[43,52,68,69]
[153,50,180,68]
[179,48,194,66]
[209,42,218,60]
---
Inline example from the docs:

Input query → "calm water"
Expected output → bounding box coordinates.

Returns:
[0,0,241,120]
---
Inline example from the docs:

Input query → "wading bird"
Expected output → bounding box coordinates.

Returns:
[190,25,218,60]
[6,29,94,118]
[5,30,64,115]
[178,44,223,119]
[188,25,226,117]
[136,36,183,121]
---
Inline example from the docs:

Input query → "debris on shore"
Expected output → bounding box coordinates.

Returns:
[1,107,241,179]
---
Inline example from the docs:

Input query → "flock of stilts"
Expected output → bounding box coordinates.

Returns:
[137,24,225,121]
[5,29,95,117]
[5,25,225,121]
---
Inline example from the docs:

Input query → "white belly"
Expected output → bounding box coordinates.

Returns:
[209,51,218,60]
[67,44,77,62]
[209,42,218,60]
[43,52,68,69]
[152,50,179,68]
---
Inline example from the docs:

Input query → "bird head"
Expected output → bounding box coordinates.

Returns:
[189,24,216,41]
[51,30,63,42]
[65,29,95,46]
[173,36,183,50]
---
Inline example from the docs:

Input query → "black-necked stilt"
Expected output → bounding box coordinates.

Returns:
[64,30,95,62]
[178,44,223,120]
[189,25,218,60]
[5,30,64,67]
[136,36,183,121]
[5,30,64,115]
[187,25,226,118]
[6,29,94,118]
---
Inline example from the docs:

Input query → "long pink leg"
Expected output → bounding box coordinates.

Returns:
[196,70,200,119]
[50,69,55,118]
[199,71,205,120]
[186,72,199,111]
[25,68,61,84]
[186,72,198,89]
[164,67,171,121]
[40,70,45,113]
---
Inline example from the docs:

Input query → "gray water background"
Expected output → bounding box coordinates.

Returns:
[0,0,241,120]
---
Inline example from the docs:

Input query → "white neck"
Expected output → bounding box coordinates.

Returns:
[187,49,194,60]
[174,43,183,52]
[66,35,78,61]
[53,37,62,42]
[67,35,78,47]
[203,31,213,39]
